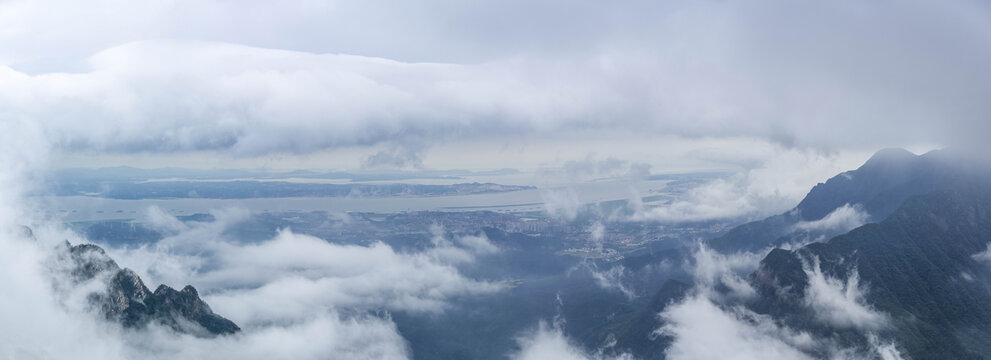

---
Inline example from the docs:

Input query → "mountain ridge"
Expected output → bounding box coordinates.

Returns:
[708,148,981,253]
[750,184,991,358]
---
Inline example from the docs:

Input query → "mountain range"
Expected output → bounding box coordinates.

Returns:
[606,148,991,359]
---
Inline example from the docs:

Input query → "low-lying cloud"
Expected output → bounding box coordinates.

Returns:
[659,295,816,360]
[112,210,501,325]
[6,204,502,360]
[658,244,903,359]
[542,187,583,221]
[628,147,863,222]
[794,203,870,233]
[203,230,500,325]
[119,313,411,360]
[971,243,991,264]
[687,244,763,299]
[511,321,634,360]
[801,257,888,330]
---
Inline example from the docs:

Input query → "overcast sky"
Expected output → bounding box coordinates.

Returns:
[1,0,989,172]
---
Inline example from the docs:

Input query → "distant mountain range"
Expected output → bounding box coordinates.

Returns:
[51,166,523,182]
[46,180,534,199]
[41,166,534,199]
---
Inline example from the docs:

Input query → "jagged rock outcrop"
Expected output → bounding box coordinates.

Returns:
[57,241,240,336]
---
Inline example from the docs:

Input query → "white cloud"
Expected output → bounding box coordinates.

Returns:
[588,264,637,300]
[658,244,816,359]
[589,221,607,252]
[202,231,500,325]
[119,313,410,360]
[590,222,606,242]
[793,203,870,233]
[0,196,498,360]
[972,243,991,264]
[629,147,864,222]
[659,295,816,360]
[2,228,413,360]
[142,205,190,234]
[511,321,633,360]
[0,231,126,360]
[103,215,501,328]
[1,0,980,174]
[687,244,763,300]
[456,233,500,255]
[0,40,637,157]
[542,187,582,221]
[869,334,906,360]
[658,244,903,359]
[801,257,888,330]
[1,0,988,161]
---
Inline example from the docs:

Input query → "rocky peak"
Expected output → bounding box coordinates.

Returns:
[56,241,240,336]
[148,283,239,335]
[65,241,121,282]
[181,285,198,296]
[859,147,918,171]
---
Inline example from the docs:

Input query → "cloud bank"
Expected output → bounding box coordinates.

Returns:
[2,0,990,161]
[6,204,502,360]
[108,210,501,325]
